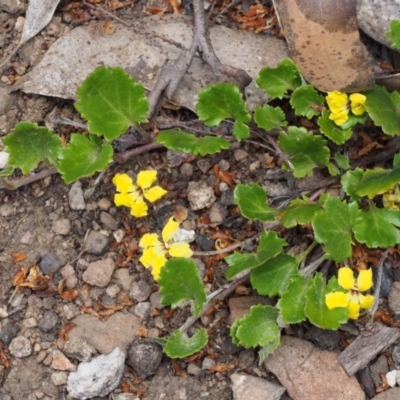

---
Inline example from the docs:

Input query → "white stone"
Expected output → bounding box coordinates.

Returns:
[387,370,397,387]
[69,181,86,210]
[51,371,68,386]
[0,151,9,169]
[9,336,32,358]
[173,228,196,243]
[67,347,125,399]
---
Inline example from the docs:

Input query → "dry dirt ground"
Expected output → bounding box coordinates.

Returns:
[0,1,400,400]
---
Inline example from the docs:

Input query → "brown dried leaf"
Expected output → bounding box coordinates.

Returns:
[12,267,29,287]
[60,289,79,301]
[59,322,76,340]
[272,0,374,92]
[171,359,188,378]
[10,252,27,263]
[208,362,237,373]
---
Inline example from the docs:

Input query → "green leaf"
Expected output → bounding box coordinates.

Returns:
[317,111,353,145]
[327,162,339,176]
[156,130,230,156]
[75,66,149,141]
[364,85,400,136]
[0,165,14,177]
[290,85,325,118]
[258,339,280,364]
[256,58,302,99]
[254,105,288,131]
[341,169,363,201]
[158,258,207,316]
[304,273,348,329]
[230,305,280,348]
[334,152,349,170]
[196,82,251,141]
[3,122,62,174]
[354,166,400,198]
[251,253,298,296]
[279,197,324,228]
[58,134,113,184]
[312,197,362,262]
[225,231,287,279]
[164,329,208,358]
[387,20,400,49]
[234,183,277,221]
[277,273,310,324]
[278,126,330,178]
[353,203,400,248]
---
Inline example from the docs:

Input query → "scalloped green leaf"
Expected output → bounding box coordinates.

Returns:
[3,122,62,174]
[354,166,400,198]
[58,134,113,184]
[312,198,362,262]
[334,152,349,170]
[364,85,400,136]
[304,273,348,329]
[278,126,330,178]
[279,197,324,228]
[290,85,325,119]
[258,339,280,364]
[158,258,207,316]
[317,111,353,145]
[256,58,302,99]
[164,328,208,358]
[75,66,149,141]
[196,82,251,141]
[387,20,400,49]
[156,130,230,156]
[225,231,287,280]
[341,168,364,201]
[234,183,277,221]
[0,165,14,177]
[250,253,298,297]
[353,203,400,248]
[277,273,310,324]
[254,105,288,131]
[230,305,280,349]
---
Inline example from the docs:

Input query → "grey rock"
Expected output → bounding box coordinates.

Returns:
[38,310,58,332]
[389,282,400,314]
[127,339,162,379]
[9,336,32,358]
[69,181,86,210]
[372,387,400,400]
[187,181,216,210]
[51,218,71,235]
[129,279,152,302]
[373,263,392,298]
[209,201,228,224]
[180,163,194,176]
[371,355,389,387]
[202,357,216,370]
[84,230,109,255]
[51,371,68,386]
[149,291,164,310]
[98,198,112,210]
[265,336,365,400]
[100,211,118,230]
[233,149,248,161]
[69,312,141,354]
[0,322,20,345]
[195,234,214,251]
[238,349,256,370]
[133,302,151,318]
[42,297,56,310]
[220,337,242,355]
[51,349,76,372]
[39,252,61,275]
[197,159,211,174]
[60,264,78,289]
[0,0,25,13]
[357,366,375,399]
[0,204,13,217]
[187,362,202,376]
[392,343,400,367]
[64,336,97,362]
[82,258,115,287]
[114,268,134,291]
[231,372,285,400]
[220,189,234,206]
[219,159,230,171]
[0,394,11,400]
[304,326,340,349]
[67,347,125,399]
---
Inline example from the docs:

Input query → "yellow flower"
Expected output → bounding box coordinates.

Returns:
[112,171,167,218]
[326,91,366,126]
[139,217,193,279]
[325,267,374,319]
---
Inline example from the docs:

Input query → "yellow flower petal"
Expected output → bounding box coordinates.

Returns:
[112,173,136,193]
[130,200,148,218]
[143,186,167,203]
[162,217,179,243]
[139,233,161,249]
[347,300,360,319]
[329,110,349,126]
[325,291,348,310]
[168,242,193,258]
[114,193,136,208]
[338,267,355,290]
[349,93,366,116]
[140,247,157,269]
[359,293,374,310]
[326,92,348,111]
[150,254,168,280]
[356,268,373,292]
[137,170,157,190]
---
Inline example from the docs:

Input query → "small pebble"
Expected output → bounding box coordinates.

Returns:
[64,337,97,362]
[195,234,214,251]
[39,252,61,275]
[0,204,13,217]
[51,371,68,386]
[149,292,164,309]
[82,258,115,287]
[114,269,134,291]
[9,336,32,358]
[68,181,85,210]
[38,310,58,333]
[202,357,216,370]
[106,284,121,298]
[197,159,211,173]
[51,349,76,371]
[218,159,230,171]
[100,211,118,230]
[51,219,71,235]
[0,322,20,345]
[133,302,151,319]
[113,229,125,243]
[187,181,216,210]
[129,280,151,302]
[209,202,227,224]
[42,297,56,310]
[84,230,109,256]
[98,198,112,210]
[60,264,78,289]
[180,163,194,176]
[187,363,202,376]
[127,339,163,379]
